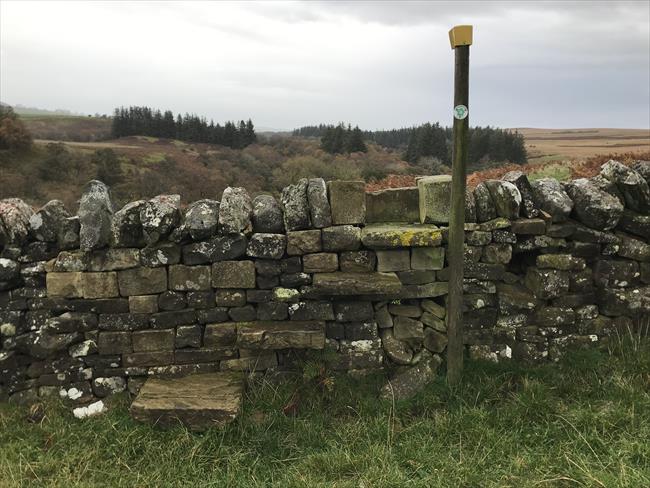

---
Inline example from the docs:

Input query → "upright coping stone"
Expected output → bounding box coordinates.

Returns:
[417,175,452,224]
[328,180,366,225]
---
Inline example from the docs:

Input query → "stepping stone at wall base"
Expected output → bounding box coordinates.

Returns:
[130,372,244,431]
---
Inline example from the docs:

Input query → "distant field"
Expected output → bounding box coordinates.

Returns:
[516,127,650,163]
[19,114,112,142]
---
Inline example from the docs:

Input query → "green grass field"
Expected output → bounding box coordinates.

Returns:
[1,339,649,487]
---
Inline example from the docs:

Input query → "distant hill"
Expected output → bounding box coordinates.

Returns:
[0,102,87,116]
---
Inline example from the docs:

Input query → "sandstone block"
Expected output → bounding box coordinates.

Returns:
[129,295,159,314]
[82,272,119,298]
[117,267,167,296]
[286,230,322,255]
[302,253,338,273]
[418,175,451,224]
[376,250,410,272]
[212,261,255,288]
[168,264,212,291]
[132,329,175,352]
[328,180,366,225]
[46,272,84,298]
[321,225,361,252]
[410,247,445,270]
[366,187,419,223]
[361,224,442,249]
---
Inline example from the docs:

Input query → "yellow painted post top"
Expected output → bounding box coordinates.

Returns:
[449,25,473,49]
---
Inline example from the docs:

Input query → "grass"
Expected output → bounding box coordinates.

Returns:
[1,342,649,487]
[528,162,573,181]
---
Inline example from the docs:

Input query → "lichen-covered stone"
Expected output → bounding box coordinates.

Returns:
[212,260,256,288]
[484,180,521,219]
[0,198,34,246]
[111,200,147,247]
[617,209,650,240]
[418,175,451,224]
[140,195,181,245]
[473,182,497,223]
[481,243,512,264]
[307,178,332,228]
[616,233,650,262]
[182,233,247,265]
[502,171,539,218]
[322,225,361,252]
[78,181,113,251]
[465,188,477,223]
[92,377,126,397]
[281,179,311,231]
[29,200,71,243]
[366,187,419,223]
[537,254,586,271]
[564,178,623,230]
[380,351,442,400]
[184,199,220,240]
[530,178,573,222]
[380,328,413,365]
[219,187,252,234]
[361,224,442,249]
[168,264,212,291]
[524,267,570,299]
[139,242,181,268]
[339,250,376,273]
[246,233,286,260]
[89,248,140,271]
[251,195,284,233]
[600,159,650,212]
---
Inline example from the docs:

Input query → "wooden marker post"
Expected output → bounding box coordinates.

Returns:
[446,25,472,385]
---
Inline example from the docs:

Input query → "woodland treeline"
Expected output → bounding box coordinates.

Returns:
[294,123,527,164]
[111,106,256,148]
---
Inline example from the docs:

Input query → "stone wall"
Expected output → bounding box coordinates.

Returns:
[1,159,649,405]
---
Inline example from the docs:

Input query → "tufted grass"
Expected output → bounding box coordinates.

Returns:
[1,341,649,487]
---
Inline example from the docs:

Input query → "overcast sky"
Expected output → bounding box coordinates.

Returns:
[1,1,649,130]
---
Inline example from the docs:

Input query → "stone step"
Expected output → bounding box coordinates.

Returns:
[311,271,402,295]
[130,372,244,431]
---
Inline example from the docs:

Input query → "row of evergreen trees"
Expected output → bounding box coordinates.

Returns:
[111,106,256,148]
[320,124,367,154]
[403,124,527,165]
[294,122,527,164]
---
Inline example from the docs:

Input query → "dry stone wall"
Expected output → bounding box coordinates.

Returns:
[1,159,649,405]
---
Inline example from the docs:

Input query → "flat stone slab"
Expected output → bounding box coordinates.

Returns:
[311,272,402,295]
[237,321,325,349]
[361,224,442,249]
[130,372,244,431]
